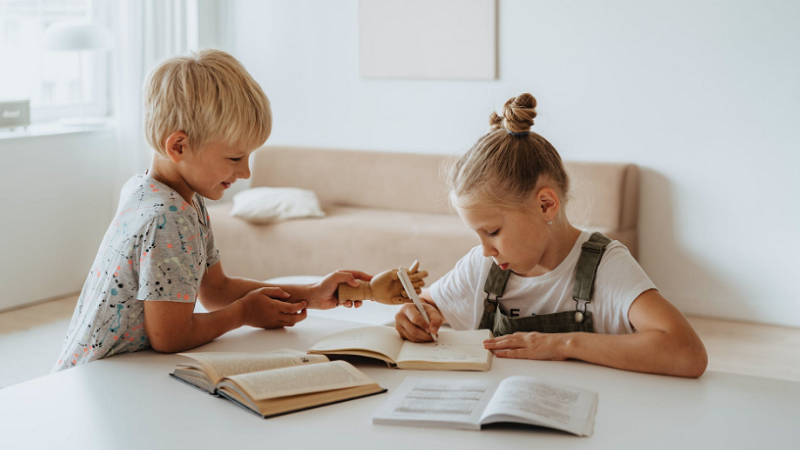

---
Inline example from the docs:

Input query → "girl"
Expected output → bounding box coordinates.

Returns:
[395,93,707,378]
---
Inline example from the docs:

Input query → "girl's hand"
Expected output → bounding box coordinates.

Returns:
[395,302,444,342]
[308,270,373,310]
[483,332,569,361]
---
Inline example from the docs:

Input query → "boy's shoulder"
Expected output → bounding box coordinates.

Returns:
[118,173,201,225]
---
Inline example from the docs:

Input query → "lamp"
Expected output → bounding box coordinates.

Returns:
[42,21,112,126]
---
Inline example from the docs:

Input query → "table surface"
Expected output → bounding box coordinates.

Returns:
[2,316,799,450]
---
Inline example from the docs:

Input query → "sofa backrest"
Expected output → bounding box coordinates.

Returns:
[251,146,640,255]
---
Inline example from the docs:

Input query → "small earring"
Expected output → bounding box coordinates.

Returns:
[547,221,553,225]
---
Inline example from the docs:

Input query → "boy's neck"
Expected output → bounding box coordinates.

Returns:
[147,159,196,204]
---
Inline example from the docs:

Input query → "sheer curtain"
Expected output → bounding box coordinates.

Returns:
[105,0,209,196]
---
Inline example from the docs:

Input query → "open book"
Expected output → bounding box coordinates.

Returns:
[372,377,598,436]
[170,349,386,418]
[307,326,492,371]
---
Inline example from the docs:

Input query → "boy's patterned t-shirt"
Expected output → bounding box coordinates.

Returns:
[53,173,220,371]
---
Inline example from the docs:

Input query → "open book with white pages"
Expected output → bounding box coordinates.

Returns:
[372,376,598,436]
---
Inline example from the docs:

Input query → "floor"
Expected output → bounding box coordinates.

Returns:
[1,293,799,388]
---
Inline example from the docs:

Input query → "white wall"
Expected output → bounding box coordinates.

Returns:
[230,0,800,327]
[0,130,117,311]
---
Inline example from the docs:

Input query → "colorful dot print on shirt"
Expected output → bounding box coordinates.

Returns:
[52,174,220,372]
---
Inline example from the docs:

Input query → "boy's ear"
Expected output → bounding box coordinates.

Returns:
[163,131,188,163]
[536,187,560,221]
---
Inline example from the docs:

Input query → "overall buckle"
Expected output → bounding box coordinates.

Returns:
[573,298,587,323]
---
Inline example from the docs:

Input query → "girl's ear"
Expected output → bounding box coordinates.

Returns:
[163,131,188,163]
[537,187,560,221]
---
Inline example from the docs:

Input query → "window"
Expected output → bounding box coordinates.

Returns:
[0,0,109,123]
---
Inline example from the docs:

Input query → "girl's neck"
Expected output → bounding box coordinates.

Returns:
[522,224,582,277]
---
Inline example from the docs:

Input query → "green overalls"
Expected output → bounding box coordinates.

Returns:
[478,232,612,337]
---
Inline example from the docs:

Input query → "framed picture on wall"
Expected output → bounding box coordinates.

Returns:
[358,0,497,80]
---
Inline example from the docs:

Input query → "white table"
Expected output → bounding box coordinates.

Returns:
[1,316,799,450]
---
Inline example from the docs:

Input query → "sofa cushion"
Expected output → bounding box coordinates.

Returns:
[231,187,325,224]
[208,203,478,282]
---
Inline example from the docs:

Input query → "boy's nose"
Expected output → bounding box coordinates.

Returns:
[237,163,251,180]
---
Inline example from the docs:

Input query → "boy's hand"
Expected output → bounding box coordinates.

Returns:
[309,270,373,310]
[395,302,443,342]
[240,287,307,329]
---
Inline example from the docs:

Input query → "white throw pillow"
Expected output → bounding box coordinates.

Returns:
[230,187,325,224]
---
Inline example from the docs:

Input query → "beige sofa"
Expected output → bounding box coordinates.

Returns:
[207,146,640,283]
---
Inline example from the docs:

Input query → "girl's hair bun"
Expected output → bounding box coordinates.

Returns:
[489,93,538,134]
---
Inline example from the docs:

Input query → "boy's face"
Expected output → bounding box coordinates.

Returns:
[178,141,253,201]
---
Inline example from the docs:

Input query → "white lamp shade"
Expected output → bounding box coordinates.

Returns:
[43,21,112,51]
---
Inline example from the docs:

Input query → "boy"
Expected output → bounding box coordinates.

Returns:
[53,50,368,371]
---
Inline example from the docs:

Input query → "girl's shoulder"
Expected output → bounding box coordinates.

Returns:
[599,238,636,264]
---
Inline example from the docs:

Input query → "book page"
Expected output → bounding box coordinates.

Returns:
[396,329,492,364]
[178,349,328,383]
[308,326,404,363]
[372,377,497,430]
[480,376,598,436]
[226,360,377,401]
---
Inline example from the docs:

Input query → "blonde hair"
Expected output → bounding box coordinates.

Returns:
[445,93,569,211]
[143,49,272,155]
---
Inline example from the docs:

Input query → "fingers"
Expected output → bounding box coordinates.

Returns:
[409,260,419,272]
[280,307,307,326]
[276,300,307,315]
[258,287,290,299]
[338,270,373,282]
[426,304,444,335]
[483,336,525,350]
[398,289,419,299]
[396,318,434,342]
[408,271,428,282]
[494,349,521,359]
[338,300,364,309]
[326,270,360,288]
[394,305,435,342]
[391,267,427,282]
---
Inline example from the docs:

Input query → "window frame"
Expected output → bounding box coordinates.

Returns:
[1,0,112,124]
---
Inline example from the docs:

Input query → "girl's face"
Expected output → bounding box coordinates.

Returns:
[455,192,552,277]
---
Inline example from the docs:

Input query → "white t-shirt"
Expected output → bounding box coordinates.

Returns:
[429,230,656,335]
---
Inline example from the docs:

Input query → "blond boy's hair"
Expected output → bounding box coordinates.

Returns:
[143,49,271,155]
[444,93,569,211]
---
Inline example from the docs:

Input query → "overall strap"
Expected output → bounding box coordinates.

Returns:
[483,262,511,299]
[572,232,613,304]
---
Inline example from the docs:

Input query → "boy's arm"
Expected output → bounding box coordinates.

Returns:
[198,262,292,310]
[143,287,307,353]
[484,290,709,378]
[198,262,370,311]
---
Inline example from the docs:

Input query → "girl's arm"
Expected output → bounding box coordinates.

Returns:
[198,262,371,311]
[484,289,708,378]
